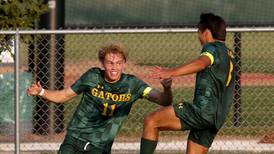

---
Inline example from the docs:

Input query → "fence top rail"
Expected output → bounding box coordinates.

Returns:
[1,27,274,34]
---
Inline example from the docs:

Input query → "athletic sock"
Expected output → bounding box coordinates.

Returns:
[140,137,158,154]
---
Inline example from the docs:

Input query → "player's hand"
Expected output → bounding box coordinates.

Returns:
[27,81,43,96]
[160,78,172,89]
[150,66,173,79]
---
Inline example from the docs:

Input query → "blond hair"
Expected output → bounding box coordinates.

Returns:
[98,42,127,62]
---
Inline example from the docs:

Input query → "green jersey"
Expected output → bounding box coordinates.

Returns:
[68,68,151,151]
[195,41,235,129]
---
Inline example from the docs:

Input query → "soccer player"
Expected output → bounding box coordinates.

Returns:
[140,13,235,154]
[27,42,173,154]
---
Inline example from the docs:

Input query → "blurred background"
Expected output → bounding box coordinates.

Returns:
[0,0,274,153]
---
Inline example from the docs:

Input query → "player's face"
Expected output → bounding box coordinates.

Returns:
[102,53,125,82]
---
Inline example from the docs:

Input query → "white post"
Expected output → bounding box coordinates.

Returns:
[14,29,20,154]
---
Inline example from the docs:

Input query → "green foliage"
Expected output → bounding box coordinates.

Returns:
[0,0,48,29]
[0,0,49,62]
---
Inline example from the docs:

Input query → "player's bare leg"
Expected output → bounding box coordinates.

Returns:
[186,140,209,154]
[142,105,181,140]
[140,105,181,154]
[140,105,210,154]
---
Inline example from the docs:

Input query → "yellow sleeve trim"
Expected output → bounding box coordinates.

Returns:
[143,87,152,98]
[201,52,214,65]
[226,61,234,87]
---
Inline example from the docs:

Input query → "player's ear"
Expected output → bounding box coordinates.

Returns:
[204,29,210,35]
[204,29,213,40]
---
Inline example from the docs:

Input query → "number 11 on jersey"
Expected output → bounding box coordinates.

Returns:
[102,103,116,116]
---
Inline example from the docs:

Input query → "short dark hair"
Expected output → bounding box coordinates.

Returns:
[198,13,226,41]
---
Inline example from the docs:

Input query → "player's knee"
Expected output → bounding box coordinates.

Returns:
[143,114,157,129]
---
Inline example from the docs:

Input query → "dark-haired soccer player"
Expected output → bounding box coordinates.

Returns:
[140,13,235,154]
[27,42,172,154]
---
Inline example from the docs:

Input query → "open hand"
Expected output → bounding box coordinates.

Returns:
[150,66,172,79]
[27,81,43,96]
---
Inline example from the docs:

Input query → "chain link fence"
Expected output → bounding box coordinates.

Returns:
[0,29,274,153]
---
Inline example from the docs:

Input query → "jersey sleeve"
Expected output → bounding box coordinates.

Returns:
[143,87,152,99]
[134,77,152,99]
[200,43,217,66]
[71,69,98,94]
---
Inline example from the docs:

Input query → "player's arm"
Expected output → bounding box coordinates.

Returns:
[146,78,173,106]
[27,81,77,103]
[151,55,212,79]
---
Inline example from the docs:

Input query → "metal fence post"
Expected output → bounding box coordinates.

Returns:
[14,29,20,154]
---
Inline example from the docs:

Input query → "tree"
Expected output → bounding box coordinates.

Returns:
[0,0,49,61]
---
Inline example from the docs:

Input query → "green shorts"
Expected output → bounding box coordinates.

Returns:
[173,101,218,148]
[59,135,111,154]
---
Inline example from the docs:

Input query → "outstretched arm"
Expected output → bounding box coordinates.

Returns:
[147,78,173,106]
[27,81,77,103]
[151,55,211,79]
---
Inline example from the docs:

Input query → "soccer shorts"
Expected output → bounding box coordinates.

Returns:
[59,135,111,154]
[173,101,219,148]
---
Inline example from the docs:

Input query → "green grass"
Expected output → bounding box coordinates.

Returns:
[63,32,274,73]
[64,33,200,67]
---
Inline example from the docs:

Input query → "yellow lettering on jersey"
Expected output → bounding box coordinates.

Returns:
[119,94,126,101]
[102,103,116,116]
[90,85,132,102]
[98,91,105,99]
[112,94,119,101]
[125,94,131,101]
[102,103,108,116]
[91,88,98,97]
[109,104,116,116]
[105,92,112,100]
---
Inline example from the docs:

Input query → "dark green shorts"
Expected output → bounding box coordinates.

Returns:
[58,135,111,154]
[173,102,218,148]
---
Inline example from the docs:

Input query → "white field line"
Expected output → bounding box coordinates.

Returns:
[0,140,274,152]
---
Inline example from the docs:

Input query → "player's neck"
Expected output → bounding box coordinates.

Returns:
[215,39,225,43]
[104,76,120,83]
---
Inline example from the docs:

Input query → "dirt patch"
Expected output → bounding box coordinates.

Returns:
[259,133,274,144]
